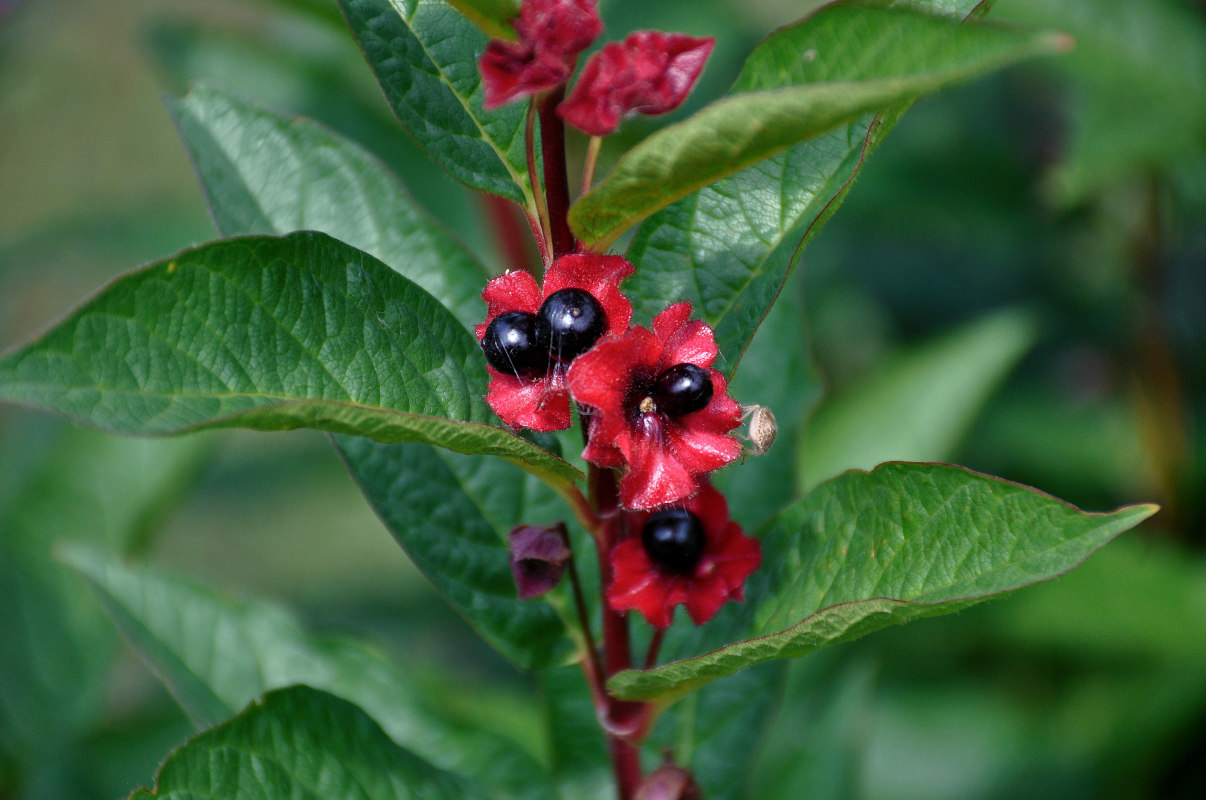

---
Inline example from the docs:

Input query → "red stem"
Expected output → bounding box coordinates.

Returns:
[589,466,646,799]
[538,87,576,258]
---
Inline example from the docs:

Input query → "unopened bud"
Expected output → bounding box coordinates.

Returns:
[509,523,571,598]
[634,753,702,800]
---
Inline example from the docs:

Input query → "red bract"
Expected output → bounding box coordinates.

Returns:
[567,302,742,508]
[476,254,633,431]
[558,31,714,136]
[480,0,603,109]
[607,483,761,628]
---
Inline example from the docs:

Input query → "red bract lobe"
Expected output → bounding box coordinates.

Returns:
[567,302,742,508]
[477,254,633,431]
[480,0,603,109]
[558,31,715,136]
[607,483,761,628]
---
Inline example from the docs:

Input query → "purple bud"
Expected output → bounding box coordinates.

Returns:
[634,754,702,800]
[509,523,571,598]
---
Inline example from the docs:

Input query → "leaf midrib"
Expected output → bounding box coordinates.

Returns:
[391,0,532,208]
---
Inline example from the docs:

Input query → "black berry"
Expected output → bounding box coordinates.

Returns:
[653,363,713,416]
[641,509,706,575]
[539,288,607,363]
[481,311,550,377]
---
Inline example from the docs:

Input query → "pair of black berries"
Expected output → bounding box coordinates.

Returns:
[642,509,706,575]
[482,288,715,418]
[482,288,607,378]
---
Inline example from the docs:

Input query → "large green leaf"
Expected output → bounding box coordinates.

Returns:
[608,463,1156,701]
[166,85,573,669]
[168,83,488,329]
[622,0,1035,366]
[799,309,1037,491]
[64,549,555,800]
[753,654,877,800]
[336,436,572,669]
[128,686,494,800]
[443,0,519,40]
[0,428,204,778]
[571,1,1067,252]
[338,0,533,207]
[0,231,577,486]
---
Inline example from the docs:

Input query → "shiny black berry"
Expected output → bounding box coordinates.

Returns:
[653,363,713,416]
[641,509,706,575]
[538,288,607,363]
[481,311,550,377]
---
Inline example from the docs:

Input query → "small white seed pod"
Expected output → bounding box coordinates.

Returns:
[740,404,777,456]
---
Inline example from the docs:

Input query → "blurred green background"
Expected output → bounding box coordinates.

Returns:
[0,0,1203,798]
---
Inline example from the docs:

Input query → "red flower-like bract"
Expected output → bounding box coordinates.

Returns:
[607,483,761,628]
[567,302,742,508]
[480,0,603,109]
[558,31,714,136]
[476,254,633,431]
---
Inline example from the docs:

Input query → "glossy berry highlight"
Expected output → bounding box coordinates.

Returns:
[539,288,607,363]
[653,363,713,416]
[481,310,551,377]
[641,508,706,575]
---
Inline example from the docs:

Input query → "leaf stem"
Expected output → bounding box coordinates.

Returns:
[581,135,602,197]
[526,99,552,269]
[538,87,575,258]
[566,543,606,698]
[554,482,604,541]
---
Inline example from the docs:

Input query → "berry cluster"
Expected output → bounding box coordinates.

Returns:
[481,254,760,629]
[477,0,761,633]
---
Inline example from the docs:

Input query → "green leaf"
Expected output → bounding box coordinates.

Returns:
[986,535,1206,665]
[753,655,877,800]
[571,2,1068,252]
[622,0,1049,365]
[608,463,1157,701]
[336,437,572,669]
[443,0,519,40]
[168,83,488,329]
[128,686,494,800]
[164,88,572,669]
[0,231,578,486]
[64,549,555,800]
[338,0,533,207]
[540,665,612,800]
[0,428,204,760]
[799,309,1037,492]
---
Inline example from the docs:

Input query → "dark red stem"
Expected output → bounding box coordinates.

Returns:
[589,465,646,800]
[538,87,576,258]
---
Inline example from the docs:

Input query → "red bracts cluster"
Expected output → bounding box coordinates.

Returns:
[481,254,758,628]
[480,0,756,630]
[479,0,713,134]
[559,32,715,136]
[568,302,742,510]
[607,484,760,629]
[480,0,602,109]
